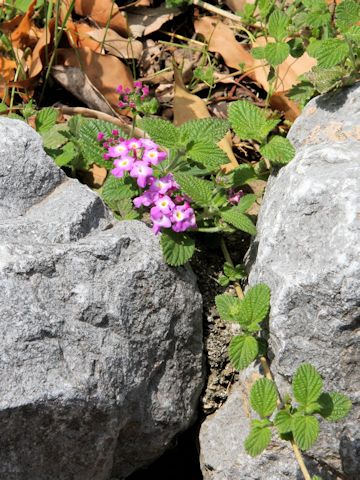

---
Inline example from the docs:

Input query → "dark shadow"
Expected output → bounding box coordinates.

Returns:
[314,84,357,113]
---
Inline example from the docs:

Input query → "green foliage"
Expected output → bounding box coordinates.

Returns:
[293,363,323,406]
[35,107,58,133]
[221,207,257,236]
[307,39,349,68]
[236,284,271,327]
[160,230,196,266]
[260,136,296,165]
[218,262,247,286]
[215,294,242,321]
[229,100,279,143]
[268,10,289,41]
[244,420,272,456]
[174,172,213,206]
[293,414,320,450]
[336,0,360,32]
[274,410,293,434]
[317,392,352,421]
[101,175,138,210]
[178,118,229,144]
[250,378,278,417]
[264,42,290,66]
[140,118,179,149]
[229,335,260,370]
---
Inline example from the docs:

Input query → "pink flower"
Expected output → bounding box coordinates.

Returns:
[143,149,167,166]
[134,80,142,88]
[149,174,177,195]
[116,85,123,94]
[228,189,245,205]
[107,142,129,157]
[141,86,150,98]
[111,156,134,178]
[155,195,175,215]
[127,138,142,151]
[150,206,172,235]
[97,132,105,141]
[130,161,153,188]
[141,138,157,149]
[133,190,159,208]
[171,203,196,232]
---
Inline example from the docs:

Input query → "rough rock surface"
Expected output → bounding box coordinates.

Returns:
[0,118,204,480]
[200,84,360,480]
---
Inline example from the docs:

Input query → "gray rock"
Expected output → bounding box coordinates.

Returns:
[0,118,204,479]
[199,84,360,479]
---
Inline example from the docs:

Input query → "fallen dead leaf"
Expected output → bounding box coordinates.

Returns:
[224,0,254,13]
[127,6,180,38]
[89,28,143,59]
[194,16,254,71]
[75,0,128,37]
[80,164,107,188]
[10,0,36,49]
[0,56,17,100]
[173,66,238,170]
[53,48,133,112]
[71,23,102,52]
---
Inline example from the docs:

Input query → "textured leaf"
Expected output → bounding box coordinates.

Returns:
[160,230,196,266]
[35,107,58,133]
[306,11,331,28]
[231,165,257,187]
[268,10,289,41]
[250,378,278,418]
[41,124,68,149]
[215,294,242,321]
[139,118,179,149]
[252,47,266,59]
[274,410,293,434]
[228,100,279,143]
[179,118,230,144]
[307,39,349,68]
[174,172,213,206]
[306,66,345,94]
[229,335,259,370]
[264,42,290,66]
[237,284,271,327]
[317,392,352,422]
[293,415,320,450]
[260,136,295,165]
[244,423,272,456]
[52,142,77,167]
[346,25,360,43]
[288,81,316,108]
[293,364,323,406]
[336,0,360,32]
[221,208,257,235]
[102,175,138,209]
[79,119,122,168]
[237,194,257,213]
[187,142,229,170]
[258,0,275,18]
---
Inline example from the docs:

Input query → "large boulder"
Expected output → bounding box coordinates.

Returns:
[199,84,360,479]
[0,118,204,479]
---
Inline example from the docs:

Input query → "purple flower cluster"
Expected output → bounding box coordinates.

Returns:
[98,134,197,235]
[116,81,150,109]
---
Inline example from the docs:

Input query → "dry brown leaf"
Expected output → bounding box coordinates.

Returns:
[28,19,55,79]
[54,48,133,111]
[0,56,17,100]
[89,28,143,59]
[224,0,254,14]
[0,15,23,34]
[72,23,102,51]
[74,0,128,37]
[10,0,36,48]
[173,67,238,169]
[194,16,254,71]
[127,6,180,38]
[81,164,107,188]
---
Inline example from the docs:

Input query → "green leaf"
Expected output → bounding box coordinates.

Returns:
[317,392,352,422]
[179,118,230,144]
[258,0,275,19]
[221,208,257,235]
[51,142,77,167]
[187,142,229,170]
[306,11,331,28]
[274,410,293,433]
[218,275,230,287]
[307,39,349,67]
[68,114,84,136]
[237,284,271,327]
[160,230,196,266]
[79,119,122,168]
[312,476,323,480]
[293,364,323,406]
[35,107,58,133]
[215,294,242,321]
[346,25,360,43]
[102,175,138,209]
[237,194,257,213]
[231,164,257,187]
[174,172,213,206]
[244,422,272,456]
[0,103,7,113]
[306,66,345,94]
[260,136,295,165]
[223,262,247,280]
[293,415,320,450]
[264,42,290,66]
[336,0,360,32]
[251,47,266,59]
[41,124,68,149]
[229,335,259,370]
[287,38,305,58]
[288,80,316,108]
[250,378,278,417]
[229,100,279,143]
[268,10,289,41]
[139,117,179,149]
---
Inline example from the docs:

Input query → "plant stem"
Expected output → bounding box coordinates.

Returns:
[220,236,312,480]
[197,226,222,233]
